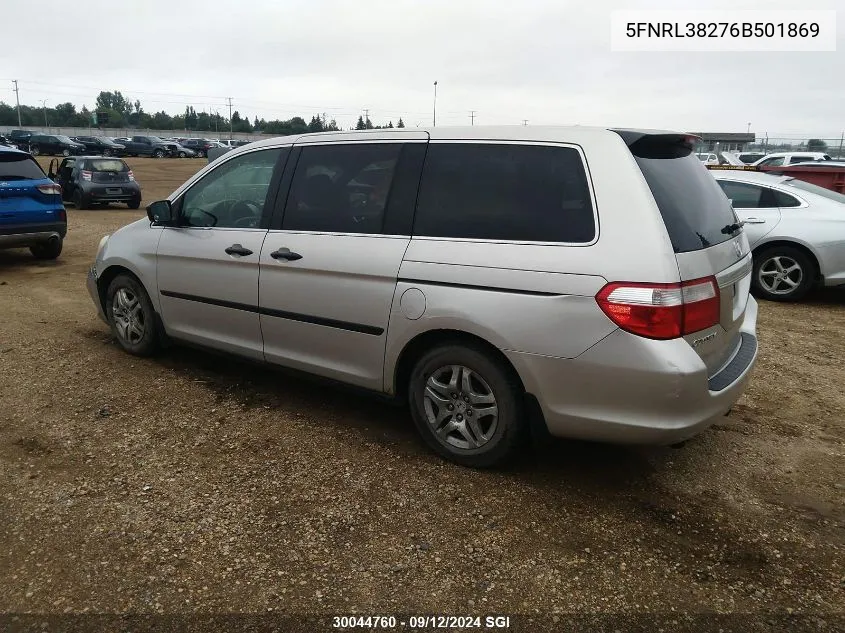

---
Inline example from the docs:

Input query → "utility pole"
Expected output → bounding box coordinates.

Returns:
[227,97,234,139]
[364,108,370,127]
[522,119,529,126]
[41,99,48,128]
[12,80,22,127]
[469,110,476,126]
[433,81,438,127]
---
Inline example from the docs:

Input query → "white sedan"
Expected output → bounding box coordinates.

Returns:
[712,171,845,301]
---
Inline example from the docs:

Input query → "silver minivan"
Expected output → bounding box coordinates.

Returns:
[87,127,759,467]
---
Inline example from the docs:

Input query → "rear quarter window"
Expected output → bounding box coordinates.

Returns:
[413,143,595,243]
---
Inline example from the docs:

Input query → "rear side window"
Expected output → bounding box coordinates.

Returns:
[413,143,595,242]
[628,136,737,253]
[0,153,46,180]
[283,143,401,235]
[717,181,771,208]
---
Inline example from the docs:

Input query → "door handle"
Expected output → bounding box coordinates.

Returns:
[744,218,766,224]
[270,247,303,261]
[224,243,253,256]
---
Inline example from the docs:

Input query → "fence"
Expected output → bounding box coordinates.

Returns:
[0,125,263,141]
[748,136,845,158]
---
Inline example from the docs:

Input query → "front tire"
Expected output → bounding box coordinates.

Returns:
[30,146,40,156]
[106,274,159,356]
[178,151,187,158]
[62,148,70,157]
[408,344,527,468]
[752,246,816,302]
[128,198,141,210]
[30,238,63,260]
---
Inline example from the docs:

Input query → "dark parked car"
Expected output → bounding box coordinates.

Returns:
[0,134,14,147]
[48,156,141,210]
[117,136,174,158]
[8,129,35,151]
[0,146,66,259]
[28,134,86,157]
[179,138,217,158]
[72,136,126,157]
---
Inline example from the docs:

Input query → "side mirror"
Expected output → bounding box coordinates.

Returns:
[147,200,175,225]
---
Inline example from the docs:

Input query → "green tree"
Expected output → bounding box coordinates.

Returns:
[807,139,828,152]
[397,118,405,128]
[355,115,366,130]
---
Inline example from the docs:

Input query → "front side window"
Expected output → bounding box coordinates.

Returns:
[717,181,771,208]
[180,148,282,229]
[282,143,401,234]
[759,157,785,167]
[413,143,595,243]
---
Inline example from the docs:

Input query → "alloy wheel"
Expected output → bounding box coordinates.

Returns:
[423,365,499,451]
[111,287,146,345]
[758,255,803,296]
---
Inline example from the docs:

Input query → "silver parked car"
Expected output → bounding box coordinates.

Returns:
[713,171,845,301]
[86,127,758,467]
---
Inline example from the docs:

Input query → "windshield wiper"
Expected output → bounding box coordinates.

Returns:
[721,222,744,235]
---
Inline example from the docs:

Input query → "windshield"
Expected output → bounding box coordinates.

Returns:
[56,135,75,143]
[0,153,46,180]
[785,178,845,204]
[146,136,164,143]
[88,159,128,172]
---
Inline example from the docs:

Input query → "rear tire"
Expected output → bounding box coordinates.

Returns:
[62,148,70,157]
[30,146,40,156]
[153,149,165,158]
[30,237,63,260]
[178,151,187,158]
[106,274,159,356]
[752,246,816,302]
[128,199,141,210]
[408,343,527,468]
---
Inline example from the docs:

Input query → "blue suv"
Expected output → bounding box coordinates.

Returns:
[0,147,67,260]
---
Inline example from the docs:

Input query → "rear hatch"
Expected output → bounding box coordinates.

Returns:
[87,158,131,184]
[618,131,752,376]
[0,152,59,225]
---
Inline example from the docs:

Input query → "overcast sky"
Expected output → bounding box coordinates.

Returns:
[1,0,842,138]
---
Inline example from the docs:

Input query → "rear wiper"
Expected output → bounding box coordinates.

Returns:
[721,222,744,235]
[0,176,27,181]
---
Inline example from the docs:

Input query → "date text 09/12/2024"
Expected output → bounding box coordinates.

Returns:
[332,615,512,629]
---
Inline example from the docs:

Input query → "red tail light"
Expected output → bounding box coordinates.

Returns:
[36,183,62,196]
[128,170,135,181]
[596,277,720,340]
[81,170,93,181]
[58,209,67,222]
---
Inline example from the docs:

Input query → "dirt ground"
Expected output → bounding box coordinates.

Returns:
[0,158,843,631]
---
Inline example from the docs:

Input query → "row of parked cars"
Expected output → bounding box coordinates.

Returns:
[697,150,836,167]
[0,130,251,158]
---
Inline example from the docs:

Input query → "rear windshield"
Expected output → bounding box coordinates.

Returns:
[0,153,46,180]
[627,135,738,253]
[87,159,128,172]
[784,178,845,204]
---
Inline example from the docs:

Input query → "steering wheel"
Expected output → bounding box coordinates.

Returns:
[230,200,262,228]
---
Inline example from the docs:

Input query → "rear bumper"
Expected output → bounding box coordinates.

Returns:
[508,296,759,445]
[0,222,67,248]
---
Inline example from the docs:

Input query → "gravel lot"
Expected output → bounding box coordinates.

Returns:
[0,158,843,631]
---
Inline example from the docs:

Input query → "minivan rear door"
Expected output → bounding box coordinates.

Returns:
[619,132,752,376]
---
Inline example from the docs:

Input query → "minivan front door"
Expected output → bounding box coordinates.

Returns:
[155,147,286,360]
[259,139,427,390]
